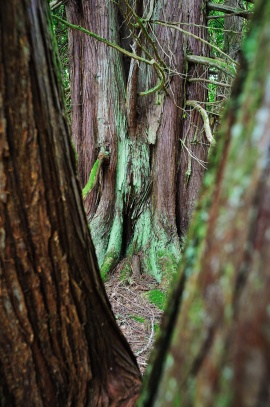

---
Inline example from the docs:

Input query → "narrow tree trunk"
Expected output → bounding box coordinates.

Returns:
[0,1,141,405]
[217,0,245,102]
[66,0,210,282]
[177,1,209,235]
[224,0,245,61]
[139,1,270,405]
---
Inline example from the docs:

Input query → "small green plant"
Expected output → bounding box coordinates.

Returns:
[129,315,145,323]
[147,289,166,311]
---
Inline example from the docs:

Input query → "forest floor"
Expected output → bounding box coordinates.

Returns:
[105,265,164,374]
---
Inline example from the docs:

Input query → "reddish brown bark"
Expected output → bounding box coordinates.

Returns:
[177,0,209,235]
[66,0,210,280]
[0,1,141,405]
[139,1,270,405]
[66,0,120,216]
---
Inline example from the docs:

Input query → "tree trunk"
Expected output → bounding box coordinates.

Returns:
[0,1,141,405]
[223,0,245,61]
[139,1,270,405]
[65,0,210,282]
[217,0,245,102]
[1,0,270,406]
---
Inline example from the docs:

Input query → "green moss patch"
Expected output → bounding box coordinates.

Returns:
[129,315,145,323]
[82,159,100,199]
[147,289,166,311]
[120,260,132,282]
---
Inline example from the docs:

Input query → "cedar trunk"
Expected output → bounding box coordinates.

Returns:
[139,1,270,405]
[1,0,270,406]
[0,1,141,406]
[216,0,245,104]
[66,0,209,282]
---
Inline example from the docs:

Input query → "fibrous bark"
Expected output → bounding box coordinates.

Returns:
[0,1,141,405]
[220,0,245,100]
[139,1,270,405]
[66,0,210,282]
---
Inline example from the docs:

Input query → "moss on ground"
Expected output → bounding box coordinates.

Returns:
[147,289,167,311]
[129,315,145,323]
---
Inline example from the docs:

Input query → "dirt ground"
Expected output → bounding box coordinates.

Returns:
[105,266,164,374]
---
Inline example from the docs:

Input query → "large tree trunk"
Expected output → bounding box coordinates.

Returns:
[65,0,209,281]
[1,0,270,406]
[139,1,270,405]
[0,1,141,405]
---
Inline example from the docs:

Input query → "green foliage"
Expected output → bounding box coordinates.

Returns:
[206,0,254,113]
[50,4,71,118]
[207,2,226,109]
[208,82,216,104]
[147,289,166,311]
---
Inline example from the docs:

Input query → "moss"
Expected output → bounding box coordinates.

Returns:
[156,250,181,289]
[129,315,145,323]
[120,259,132,282]
[93,98,181,283]
[147,289,167,311]
[47,8,64,91]
[100,250,118,281]
[82,159,100,199]
[99,201,123,278]
[129,209,181,282]
[89,219,108,267]
[71,140,78,170]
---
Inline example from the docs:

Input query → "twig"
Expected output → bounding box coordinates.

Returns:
[207,2,252,19]
[186,100,215,145]
[135,315,155,356]
[152,20,239,67]
[50,0,67,11]
[188,77,231,88]
[180,140,208,169]
[52,14,166,96]
[186,55,235,78]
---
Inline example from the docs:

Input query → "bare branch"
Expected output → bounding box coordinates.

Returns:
[152,20,239,67]
[188,78,231,88]
[186,101,215,145]
[135,316,155,357]
[52,14,166,96]
[186,54,236,78]
[50,0,67,11]
[207,2,253,19]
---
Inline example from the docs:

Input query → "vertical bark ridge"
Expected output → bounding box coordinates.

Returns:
[177,0,210,236]
[139,3,270,404]
[66,0,209,281]
[0,1,141,405]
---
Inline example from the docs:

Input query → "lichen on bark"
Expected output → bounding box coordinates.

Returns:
[139,1,270,404]
[66,0,210,281]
